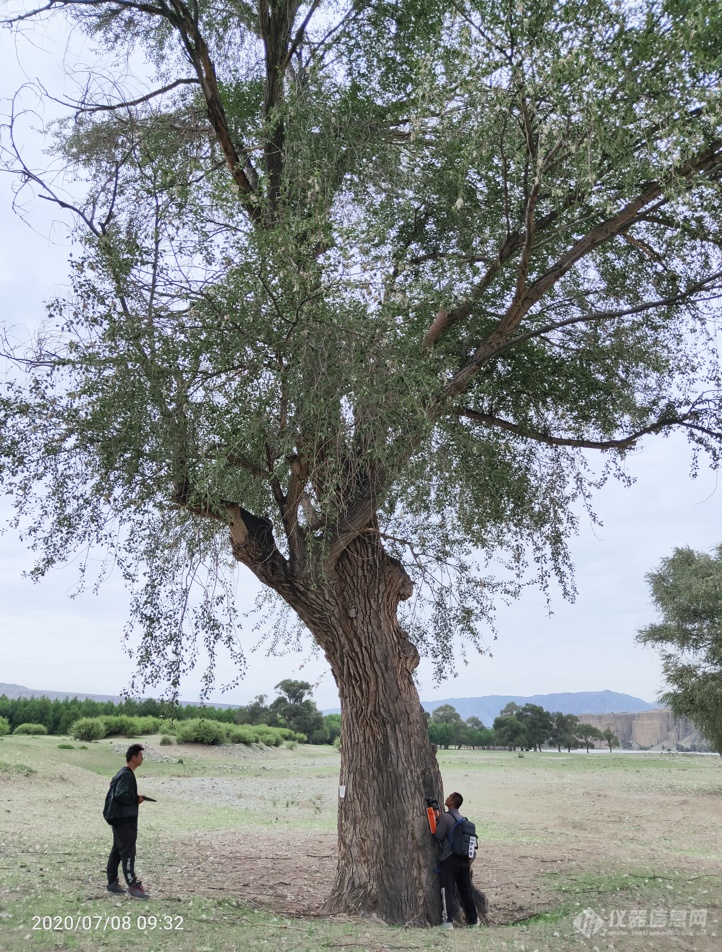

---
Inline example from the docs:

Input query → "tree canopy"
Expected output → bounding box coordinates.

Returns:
[637,545,722,753]
[1,0,721,687]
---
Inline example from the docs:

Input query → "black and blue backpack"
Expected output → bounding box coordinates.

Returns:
[449,814,478,860]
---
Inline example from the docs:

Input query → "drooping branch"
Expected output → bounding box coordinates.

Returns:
[421,92,721,354]
[1,0,167,23]
[3,0,264,218]
[420,202,577,351]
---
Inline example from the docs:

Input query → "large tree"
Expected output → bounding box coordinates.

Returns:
[2,0,722,925]
[637,545,722,754]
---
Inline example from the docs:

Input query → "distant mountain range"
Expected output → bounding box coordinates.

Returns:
[1,683,659,723]
[421,690,659,725]
[0,683,238,709]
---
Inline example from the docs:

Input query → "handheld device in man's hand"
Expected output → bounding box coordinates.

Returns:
[425,797,439,834]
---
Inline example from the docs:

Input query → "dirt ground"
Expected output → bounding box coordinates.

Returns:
[136,745,722,927]
[2,737,721,951]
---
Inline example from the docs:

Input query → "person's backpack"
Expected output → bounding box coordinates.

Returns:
[103,777,115,824]
[102,769,126,825]
[449,815,478,860]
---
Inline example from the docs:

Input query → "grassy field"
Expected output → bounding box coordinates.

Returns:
[0,734,720,951]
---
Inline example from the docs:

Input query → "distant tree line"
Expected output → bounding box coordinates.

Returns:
[0,679,341,745]
[427,702,619,752]
[426,705,496,749]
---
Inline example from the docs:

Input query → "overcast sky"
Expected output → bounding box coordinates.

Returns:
[2,15,721,712]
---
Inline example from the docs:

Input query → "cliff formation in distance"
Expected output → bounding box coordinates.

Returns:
[578,710,710,751]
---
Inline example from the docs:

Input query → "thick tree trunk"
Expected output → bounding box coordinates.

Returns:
[319,539,443,924]
[229,514,483,925]
[288,537,444,924]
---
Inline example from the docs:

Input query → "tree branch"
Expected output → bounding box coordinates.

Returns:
[442,140,722,399]
[455,407,722,451]
[62,78,201,115]
[227,503,291,586]
[279,0,321,73]
[325,465,386,565]
[482,269,722,362]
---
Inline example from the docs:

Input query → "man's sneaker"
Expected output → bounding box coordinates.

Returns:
[128,882,150,900]
[106,880,125,895]
[439,921,454,930]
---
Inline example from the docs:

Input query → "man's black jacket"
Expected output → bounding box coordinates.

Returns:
[104,766,138,825]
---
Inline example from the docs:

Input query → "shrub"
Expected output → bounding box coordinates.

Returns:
[278,727,302,741]
[57,743,75,749]
[71,718,106,742]
[223,723,305,746]
[100,715,136,736]
[159,735,174,746]
[0,761,36,776]
[0,716,10,736]
[136,716,163,735]
[101,715,163,737]
[255,726,285,747]
[13,723,48,735]
[224,724,258,745]
[175,718,226,745]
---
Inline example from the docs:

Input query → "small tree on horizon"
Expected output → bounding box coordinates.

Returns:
[493,714,528,750]
[602,727,620,752]
[465,716,486,732]
[269,679,324,737]
[516,703,553,751]
[576,723,605,753]
[549,712,581,752]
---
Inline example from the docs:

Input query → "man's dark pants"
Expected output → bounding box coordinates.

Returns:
[107,819,139,886]
[440,854,478,924]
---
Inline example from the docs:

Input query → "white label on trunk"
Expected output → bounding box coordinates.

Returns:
[339,785,346,799]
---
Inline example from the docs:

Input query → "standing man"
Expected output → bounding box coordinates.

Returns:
[104,743,150,899]
[433,792,479,929]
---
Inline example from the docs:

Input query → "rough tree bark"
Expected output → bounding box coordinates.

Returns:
[317,537,442,923]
